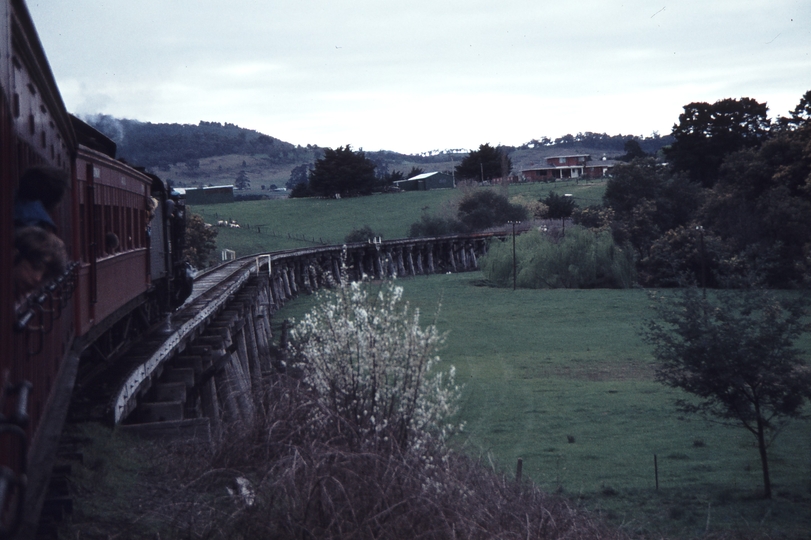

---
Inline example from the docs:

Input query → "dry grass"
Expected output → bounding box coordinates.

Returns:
[60,374,801,539]
[97,375,633,540]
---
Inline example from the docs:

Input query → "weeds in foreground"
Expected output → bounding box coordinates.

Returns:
[126,376,632,540]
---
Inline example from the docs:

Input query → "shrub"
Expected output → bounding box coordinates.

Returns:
[542,191,577,220]
[344,225,380,243]
[510,194,548,219]
[457,189,528,231]
[481,226,636,289]
[408,214,464,238]
[290,281,462,452]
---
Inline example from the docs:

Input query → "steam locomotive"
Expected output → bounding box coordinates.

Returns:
[1,0,192,535]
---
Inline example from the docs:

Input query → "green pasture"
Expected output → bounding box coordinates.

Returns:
[189,179,606,259]
[271,274,811,539]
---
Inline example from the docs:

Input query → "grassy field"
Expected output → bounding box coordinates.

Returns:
[189,179,607,259]
[270,274,811,539]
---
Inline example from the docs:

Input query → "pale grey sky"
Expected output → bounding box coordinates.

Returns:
[28,0,810,154]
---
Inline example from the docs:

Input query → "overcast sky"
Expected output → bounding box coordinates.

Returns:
[28,0,810,155]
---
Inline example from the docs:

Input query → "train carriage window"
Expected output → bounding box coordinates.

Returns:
[94,204,103,259]
[113,206,121,252]
[79,203,87,262]
[104,205,112,255]
[126,207,133,250]
[136,210,143,248]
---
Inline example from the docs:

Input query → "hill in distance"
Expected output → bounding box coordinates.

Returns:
[84,115,673,195]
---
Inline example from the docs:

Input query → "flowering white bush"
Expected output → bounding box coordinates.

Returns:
[290,280,461,451]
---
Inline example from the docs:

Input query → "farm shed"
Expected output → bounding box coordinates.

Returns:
[393,171,455,191]
[181,185,234,204]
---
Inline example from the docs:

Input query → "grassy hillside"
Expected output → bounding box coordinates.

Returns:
[191,178,607,259]
[272,274,811,539]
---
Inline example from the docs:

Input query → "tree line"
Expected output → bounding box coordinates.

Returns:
[594,91,811,289]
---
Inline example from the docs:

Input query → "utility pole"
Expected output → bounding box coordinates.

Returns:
[696,225,706,298]
[508,220,521,290]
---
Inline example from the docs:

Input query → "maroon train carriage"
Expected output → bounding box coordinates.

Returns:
[70,117,194,385]
[72,119,153,339]
[1,0,77,536]
[2,2,193,535]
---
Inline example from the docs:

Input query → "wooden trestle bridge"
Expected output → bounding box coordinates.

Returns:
[68,233,497,441]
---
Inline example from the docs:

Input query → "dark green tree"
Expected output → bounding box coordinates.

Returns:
[665,97,770,187]
[644,289,811,499]
[542,192,577,220]
[455,144,512,181]
[699,123,811,287]
[183,213,218,268]
[618,139,647,162]
[603,158,700,260]
[235,170,250,190]
[603,158,665,216]
[308,145,377,197]
[457,190,527,231]
[776,89,811,131]
[637,225,729,288]
[286,163,311,189]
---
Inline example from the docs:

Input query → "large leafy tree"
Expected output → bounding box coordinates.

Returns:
[457,190,527,231]
[788,90,811,127]
[618,138,647,162]
[644,289,811,499]
[603,158,701,260]
[455,144,511,181]
[776,90,811,131]
[665,97,770,187]
[183,213,218,268]
[286,163,311,189]
[308,145,377,197]
[542,191,577,220]
[699,123,811,287]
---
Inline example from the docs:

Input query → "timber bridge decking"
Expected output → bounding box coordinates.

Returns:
[69,232,501,440]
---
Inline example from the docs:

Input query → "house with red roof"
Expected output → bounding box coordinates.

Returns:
[521,154,616,181]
